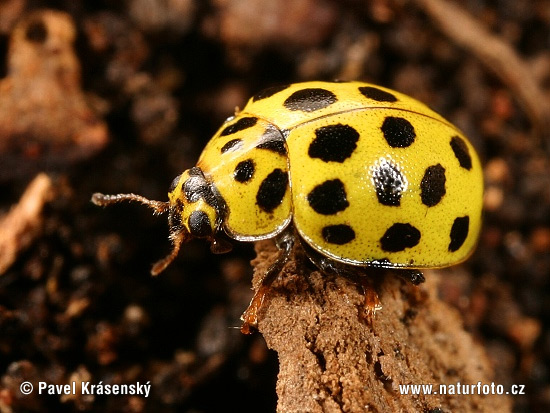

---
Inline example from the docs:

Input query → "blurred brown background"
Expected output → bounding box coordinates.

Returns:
[0,0,549,412]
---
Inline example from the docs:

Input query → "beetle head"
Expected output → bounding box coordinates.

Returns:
[92,167,231,275]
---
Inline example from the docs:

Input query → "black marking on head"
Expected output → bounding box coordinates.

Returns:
[449,216,469,252]
[359,86,398,103]
[26,19,47,43]
[380,223,421,252]
[283,88,337,112]
[372,159,405,206]
[308,124,359,163]
[256,169,288,213]
[184,176,205,203]
[221,139,243,153]
[420,164,446,207]
[256,125,287,155]
[183,172,218,207]
[322,224,355,245]
[188,210,212,238]
[252,84,291,102]
[183,176,211,203]
[307,179,349,215]
[450,136,472,170]
[233,159,255,183]
[168,174,182,193]
[220,116,258,136]
[188,167,202,176]
[381,117,416,148]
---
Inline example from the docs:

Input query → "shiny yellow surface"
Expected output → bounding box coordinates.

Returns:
[193,81,483,268]
[198,118,291,240]
[243,81,452,130]
[288,110,482,268]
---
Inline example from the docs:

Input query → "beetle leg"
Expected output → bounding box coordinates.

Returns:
[353,275,383,323]
[397,269,425,285]
[301,242,382,323]
[240,232,294,334]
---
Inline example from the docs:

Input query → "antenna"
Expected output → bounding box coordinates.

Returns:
[151,230,186,275]
[91,193,169,215]
[92,192,185,275]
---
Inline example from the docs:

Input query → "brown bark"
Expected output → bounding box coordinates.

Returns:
[0,173,53,274]
[252,240,511,412]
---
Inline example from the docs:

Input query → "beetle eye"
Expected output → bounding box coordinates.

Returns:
[188,211,212,238]
[168,174,182,193]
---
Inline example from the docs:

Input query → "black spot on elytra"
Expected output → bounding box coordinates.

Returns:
[252,84,291,102]
[188,211,212,237]
[372,160,405,206]
[168,174,182,193]
[359,86,398,103]
[220,117,258,136]
[25,19,47,43]
[308,124,359,163]
[380,223,421,252]
[420,164,446,207]
[322,225,355,245]
[283,88,337,112]
[256,125,287,155]
[257,139,287,155]
[221,139,243,153]
[449,216,469,252]
[307,179,349,215]
[450,136,472,170]
[256,169,288,212]
[233,159,255,183]
[381,117,416,148]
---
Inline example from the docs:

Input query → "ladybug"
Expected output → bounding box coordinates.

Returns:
[92,81,483,333]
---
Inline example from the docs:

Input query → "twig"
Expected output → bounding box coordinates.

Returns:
[0,173,54,274]
[413,0,550,141]
[252,240,511,412]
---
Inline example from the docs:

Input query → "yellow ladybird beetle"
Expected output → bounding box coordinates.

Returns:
[92,81,483,333]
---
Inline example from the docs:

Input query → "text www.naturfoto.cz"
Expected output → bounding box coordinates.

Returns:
[399,381,525,396]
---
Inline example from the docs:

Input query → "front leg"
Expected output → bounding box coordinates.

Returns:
[240,231,294,334]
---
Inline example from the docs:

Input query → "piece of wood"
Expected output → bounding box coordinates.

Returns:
[0,173,53,274]
[251,240,511,412]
